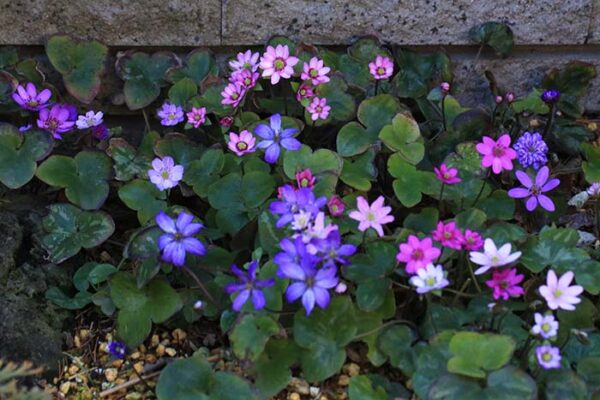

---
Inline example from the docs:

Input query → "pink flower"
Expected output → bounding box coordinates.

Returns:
[461,230,483,251]
[306,97,331,121]
[348,196,394,237]
[440,82,450,93]
[476,134,517,174]
[432,221,463,250]
[228,130,256,156]
[221,82,246,108]
[539,270,584,311]
[434,164,461,185]
[327,195,345,217]
[368,55,394,80]
[229,50,260,72]
[296,169,315,189]
[148,156,184,191]
[296,83,314,102]
[301,57,330,85]
[396,235,441,274]
[231,69,259,89]
[186,107,206,128]
[220,116,234,128]
[259,45,299,85]
[485,268,525,300]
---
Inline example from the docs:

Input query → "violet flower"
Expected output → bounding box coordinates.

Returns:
[13,82,52,111]
[107,341,126,359]
[156,211,206,267]
[312,230,357,267]
[269,184,326,228]
[255,114,301,164]
[224,261,275,311]
[507,166,560,212]
[513,131,548,170]
[157,102,184,126]
[37,104,76,139]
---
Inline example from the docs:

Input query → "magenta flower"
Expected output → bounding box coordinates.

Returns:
[296,168,315,189]
[157,102,184,126]
[476,134,517,174]
[300,57,330,85]
[434,164,461,185]
[221,81,246,108]
[229,50,260,72]
[219,116,234,128]
[306,97,331,121]
[485,268,525,300]
[327,195,345,217]
[461,229,483,251]
[368,55,394,80]
[432,221,463,250]
[296,83,314,102]
[13,82,52,111]
[228,130,256,156]
[440,82,450,93]
[349,196,394,237]
[507,166,560,212]
[156,211,206,267]
[536,345,561,369]
[37,104,76,139]
[148,156,184,191]
[231,69,259,89]
[539,270,583,311]
[186,107,206,128]
[396,235,441,274]
[259,45,299,85]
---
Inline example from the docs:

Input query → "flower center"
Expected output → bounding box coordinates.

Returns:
[316,106,322,112]
[530,185,541,195]
[426,277,436,286]
[174,233,183,241]
[47,118,58,131]
[491,255,500,263]
[161,171,170,179]
[554,289,562,298]
[300,178,309,187]
[443,231,452,239]
[542,352,552,362]
[168,114,175,120]
[28,100,38,107]
[542,323,551,332]
[244,77,251,85]
[306,277,315,287]
[492,146,505,157]
[500,281,508,289]
[274,58,285,71]
[300,89,306,95]
[443,172,451,179]
[310,69,318,77]
[231,93,239,100]
[236,142,248,151]
[377,67,385,75]
[412,249,423,260]
[194,114,202,121]
[243,62,251,69]
[366,211,376,221]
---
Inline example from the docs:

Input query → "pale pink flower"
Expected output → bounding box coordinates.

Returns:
[539,270,584,311]
[348,196,394,237]
[259,45,299,85]
[536,345,561,369]
[368,55,394,80]
[396,235,441,274]
[531,313,559,339]
[228,130,256,156]
[186,107,206,128]
[440,82,450,93]
[231,69,259,89]
[148,156,184,191]
[301,57,330,85]
[306,97,331,121]
[229,50,260,72]
[432,221,463,250]
[485,268,525,300]
[476,134,517,174]
[221,82,246,108]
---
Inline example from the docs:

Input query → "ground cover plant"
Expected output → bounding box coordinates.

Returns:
[0,22,599,399]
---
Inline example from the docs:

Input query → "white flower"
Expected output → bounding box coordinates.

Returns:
[539,270,584,311]
[469,238,521,275]
[291,210,312,231]
[76,110,103,129]
[148,156,184,191]
[531,313,559,339]
[409,264,449,294]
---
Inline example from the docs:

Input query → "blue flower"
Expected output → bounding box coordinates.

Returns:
[269,185,326,228]
[107,341,126,359]
[255,114,301,163]
[156,211,206,267]
[312,230,357,267]
[224,261,275,311]
[513,131,548,169]
[541,89,560,104]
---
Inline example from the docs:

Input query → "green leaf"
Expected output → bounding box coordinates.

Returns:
[36,151,112,210]
[118,179,167,224]
[0,47,17,68]
[377,325,417,376]
[544,370,588,400]
[484,223,527,244]
[344,241,397,282]
[106,133,159,182]
[469,22,514,57]
[74,262,117,291]
[379,112,425,165]
[41,203,115,264]
[521,226,590,273]
[46,35,107,103]
[184,148,225,197]
[336,122,371,157]
[404,207,439,234]
[455,208,487,231]
[348,375,387,400]
[230,314,279,361]
[45,287,92,310]
[340,149,377,191]
[392,49,452,98]
[543,61,597,117]
[168,77,197,106]
[317,75,356,122]
[356,280,391,312]
[282,144,343,196]
[154,133,204,168]
[447,331,515,379]
[0,124,53,189]
[388,153,439,207]
[167,49,217,85]
[577,356,600,394]
[254,339,299,397]
[110,272,182,347]
[241,171,275,209]
[512,89,550,114]
[581,142,600,183]
[156,355,212,400]
[412,331,453,398]
[210,372,258,400]
[124,226,162,260]
[479,190,515,220]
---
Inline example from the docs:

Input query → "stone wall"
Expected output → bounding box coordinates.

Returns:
[1,0,599,110]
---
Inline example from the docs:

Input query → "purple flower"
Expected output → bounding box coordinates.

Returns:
[37,104,76,139]
[157,102,184,126]
[91,123,109,140]
[541,89,560,104]
[274,236,318,278]
[224,261,275,311]
[255,114,301,164]
[12,82,52,111]
[508,166,560,212]
[19,124,32,132]
[229,50,260,72]
[269,185,327,228]
[536,345,561,369]
[107,341,126,359]
[231,69,259,89]
[156,211,206,267]
[513,131,548,170]
[311,230,357,267]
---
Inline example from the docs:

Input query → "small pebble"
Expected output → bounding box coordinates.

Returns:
[309,386,320,397]
[338,374,350,387]
[344,363,360,377]
[151,334,160,347]
[59,381,71,395]
[67,365,79,375]
[130,351,141,360]
[165,347,177,357]
[156,344,166,357]
[288,393,301,400]
[133,362,144,374]
[172,328,187,342]
[104,368,118,382]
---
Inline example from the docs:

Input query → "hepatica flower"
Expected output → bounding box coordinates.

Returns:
[409,264,449,294]
[539,270,583,311]
[587,182,600,196]
[296,83,314,102]
[349,196,394,237]
[255,113,301,164]
[228,130,256,156]
[368,55,394,80]
[434,163,461,185]
[148,156,184,191]
[296,168,315,189]
[37,104,76,139]
[157,102,184,126]
[327,195,345,217]
[461,229,483,251]
[396,235,441,274]
[513,131,548,169]
[225,261,275,311]
[541,89,561,104]
[485,268,524,300]
[536,345,561,369]
[306,97,331,121]
[219,115,234,128]
[531,313,559,339]
[221,81,246,108]
[508,166,560,212]
[469,238,521,275]
[282,257,339,315]
[13,82,51,111]
[106,340,126,359]
[76,110,103,129]
[186,107,206,128]
[259,44,299,85]
[476,134,517,174]
[432,221,463,250]
[229,49,260,72]
[91,124,109,140]
[312,230,357,267]
[231,69,259,89]
[269,185,326,228]
[156,211,206,267]
[301,57,330,85]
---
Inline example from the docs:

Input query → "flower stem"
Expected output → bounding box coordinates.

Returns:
[542,103,556,139]
[426,294,438,335]
[467,259,482,293]
[375,80,379,96]
[352,319,417,341]
[439,183,446,215]
[441,95,447,133]
[184,267,216,304]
